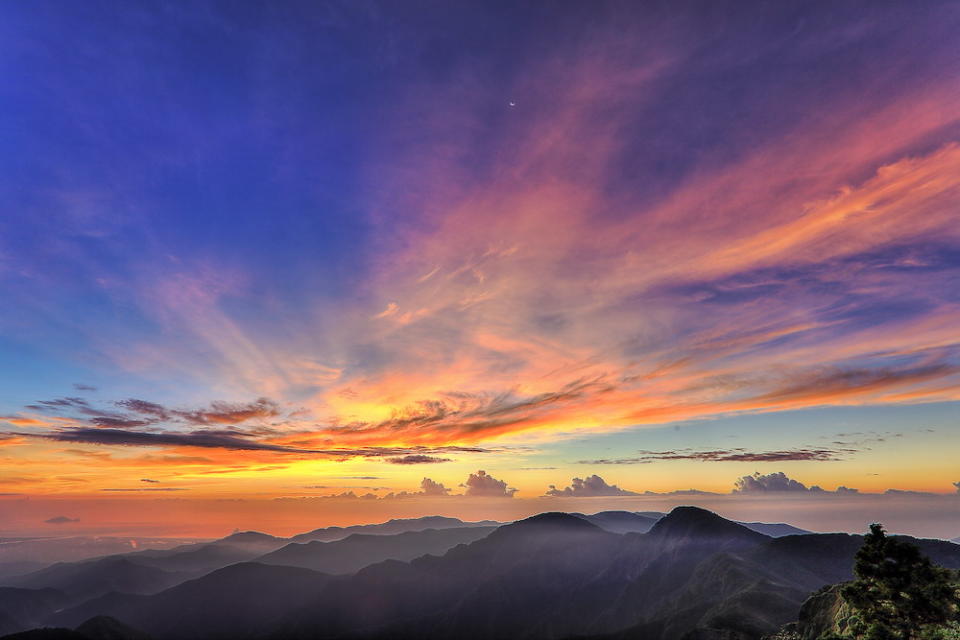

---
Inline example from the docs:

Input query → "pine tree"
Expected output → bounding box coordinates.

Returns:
[841,524,958,640]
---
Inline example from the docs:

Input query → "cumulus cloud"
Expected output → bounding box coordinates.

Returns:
[418,477,451,496]
[45,515,79,524]
[545,474,638,497]
[462,470,516,497]
[385,454,452,464]
[733,472,825,493]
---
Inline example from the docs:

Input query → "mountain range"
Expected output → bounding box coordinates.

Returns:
[2,508,958,640]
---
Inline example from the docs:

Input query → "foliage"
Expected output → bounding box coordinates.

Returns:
[839,524,959,640]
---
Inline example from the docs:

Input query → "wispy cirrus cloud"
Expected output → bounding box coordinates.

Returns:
[1,2,959,500]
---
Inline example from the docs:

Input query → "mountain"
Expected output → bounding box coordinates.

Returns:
[0,629,89,640]
[0,616,153,640]
[737,522,810,537]
[1,557,190,602]
[16,508,960,640]
[288,516,499,544]
[574,511,660,534]
[589,531,960,640]
[256,526,497,573]
[0,538,195,571]
[75,615,154,640]
[51,563,330,639]
[0,588,69,637]
[0,564,47,580]
[278,511,624,640]
[951,536,960,544]
[112,530,287,575]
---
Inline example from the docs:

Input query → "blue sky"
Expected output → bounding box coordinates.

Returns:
[1,1,958,528]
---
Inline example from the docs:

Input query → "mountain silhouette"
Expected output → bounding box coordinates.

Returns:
[648,506,771,544]
[256,526,497,572]
[52,563,330,639]
[75,615,154,640]
[0,615,153,640]
[10,509,960,640]
[1,558,189,603]
[573,511,661,534]
[289,516,499,544]
[0,588,69,636]
[736,522,810,537]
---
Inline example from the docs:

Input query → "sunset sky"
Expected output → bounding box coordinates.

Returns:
[1,1,958,538]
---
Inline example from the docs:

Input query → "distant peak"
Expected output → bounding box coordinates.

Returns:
[221,530,277,542]
[511,512,603,530]
[650,506,768,540]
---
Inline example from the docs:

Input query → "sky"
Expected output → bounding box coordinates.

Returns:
[1,0,959,538]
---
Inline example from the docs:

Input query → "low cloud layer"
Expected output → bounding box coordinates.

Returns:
[545,475,638,497]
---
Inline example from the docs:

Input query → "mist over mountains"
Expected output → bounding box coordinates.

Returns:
[1,508,957,640]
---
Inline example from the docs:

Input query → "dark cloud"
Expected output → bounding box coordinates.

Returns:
[23,427,500,460]
[26,397,94,413]
[385,454,452,464]
[545,474,638,497]
[461,470,516,497]
[170,397,280,425]
[304,485,389,491]
[579,447,851,465]
[140,478,159,483]
[43,427,315,453]
[100,487,189,492]
[91,416,155,428]
[754,364,959,404]
[44,515,79,524]
[73,384,97,392]
[29,396,281,429]
[116,399,171,420]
